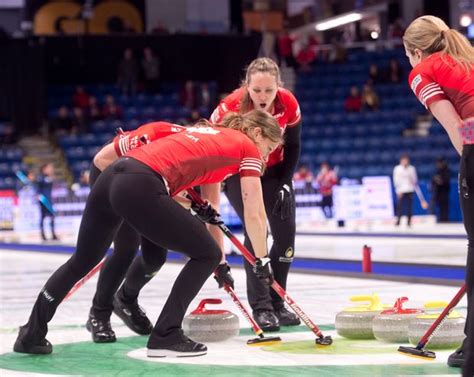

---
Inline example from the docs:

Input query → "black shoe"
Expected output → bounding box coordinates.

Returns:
[86,312,116,343]
[274,306,301,326]
[147,336,207,358]
[447,347,464,368]
[253,310,280,332]
[13,325,52,354]
[113,293,153,335]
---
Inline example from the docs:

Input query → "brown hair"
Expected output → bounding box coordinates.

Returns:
[403,15,474,73]
[240,57,282,114]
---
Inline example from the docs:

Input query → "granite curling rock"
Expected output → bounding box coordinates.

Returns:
[183,298,240,342]
[335,294,388,339]
[408,301,465,349]
[372,297,423,343]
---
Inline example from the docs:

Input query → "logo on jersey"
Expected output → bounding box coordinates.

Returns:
[274,112,284,119]
[279,247,294,263]
[187,126,220,135]
[410,74,422,93]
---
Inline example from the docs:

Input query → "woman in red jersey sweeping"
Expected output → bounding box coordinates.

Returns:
[13,110,281,358]
[403,15,474,376]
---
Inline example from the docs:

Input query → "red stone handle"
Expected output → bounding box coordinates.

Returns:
[191,299,228,315]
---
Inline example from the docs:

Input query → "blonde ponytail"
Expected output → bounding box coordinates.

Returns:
[403,15,474,73]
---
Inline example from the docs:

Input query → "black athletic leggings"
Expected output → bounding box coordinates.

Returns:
[23,158,221,347]
[396,192,413,224]
[224,165,296,312]
[89,164,167,320]
[460,145,474,377]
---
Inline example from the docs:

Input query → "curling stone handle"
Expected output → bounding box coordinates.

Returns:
[424,301,448,309]
[350,294,383,310]
[394,297,408,311]
[193,298,223,314]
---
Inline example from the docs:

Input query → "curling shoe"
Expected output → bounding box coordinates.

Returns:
[86,312,116,343]
[113,292,153,335]
[148,335,207,358]
[13,325,52,354]
[275,306,301,326]
[253,309,280,332]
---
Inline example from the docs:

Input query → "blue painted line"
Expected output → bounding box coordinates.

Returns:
[0,243,464,281]
[0,243,185,261]
[297,231,466,239]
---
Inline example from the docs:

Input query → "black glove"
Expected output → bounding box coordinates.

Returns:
[190,201,223,225]
[214,262,234,289]
[253,257,274,285]
[272,183,293,220]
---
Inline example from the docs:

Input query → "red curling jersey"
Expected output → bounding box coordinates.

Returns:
[209,87,301,167]
[113,122,185,156]
[126,126,264,196]
[408,52,474,120]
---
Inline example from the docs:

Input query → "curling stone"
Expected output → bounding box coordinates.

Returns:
[335,294,389,339]
[372,297,423,343]
[408,301,465,349]
[183,298,240,342]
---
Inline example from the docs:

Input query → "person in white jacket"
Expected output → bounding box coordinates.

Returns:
[393,154,418,226]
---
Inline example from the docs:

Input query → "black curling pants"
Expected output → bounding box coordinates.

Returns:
[22,158,221,347]
[224,165,296,312]
[396,192,414,225]
[461,145,474,377]
[88,164,167,320]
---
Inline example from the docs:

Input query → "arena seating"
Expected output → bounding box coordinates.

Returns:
[296,47,459,180]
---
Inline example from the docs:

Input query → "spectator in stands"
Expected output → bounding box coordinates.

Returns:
[344,86,362,112]
[141,47,160,94]
[328,37,347,63]
[50,106,72,136]
[293,163,314,193]
[197,82,216,109]
[72,86,90,110]
[393,154,418,227]
[430,158,450,222]
[276,28,296,68]
[71,107,88,135]
[117,48,139,97]
[0,122,17,145]
[296,42,317,72]
[87,96,102,121]
[386,58,403,84]
[362,82,380,111]
[102,95,123,120]
[35,163,59,241]
[71,170,90,195]
[293,163,313,183]
[388,18,405,39]
[368,63,381,84]
[180,80,197,109]
[315,162,338,218]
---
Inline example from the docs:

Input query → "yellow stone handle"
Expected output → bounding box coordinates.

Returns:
[424,301,448,309]
[350,294,384,310]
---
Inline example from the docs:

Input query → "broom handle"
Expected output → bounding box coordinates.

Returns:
[417,283,466,348]
[187,188,327,340]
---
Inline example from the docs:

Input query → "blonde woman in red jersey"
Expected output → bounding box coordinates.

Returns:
[14,110,281,358]
[404,15,474,376]
[210,57,302,331]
